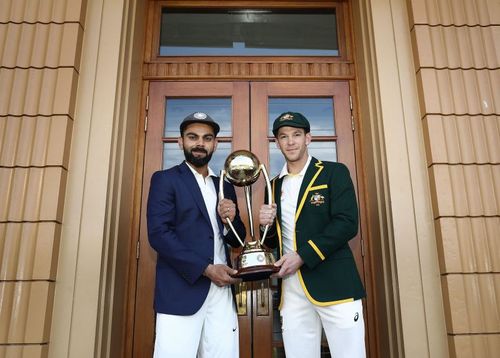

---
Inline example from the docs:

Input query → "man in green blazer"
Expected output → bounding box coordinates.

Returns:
[259,112,366,358]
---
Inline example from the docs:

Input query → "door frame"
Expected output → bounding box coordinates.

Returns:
[130,80,373,357]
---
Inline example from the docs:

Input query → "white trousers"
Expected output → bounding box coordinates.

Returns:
[280,273,366,358]
[153,283,239,358]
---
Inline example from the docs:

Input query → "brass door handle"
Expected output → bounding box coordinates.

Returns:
[236,282,247,315]
[256,280,270,316]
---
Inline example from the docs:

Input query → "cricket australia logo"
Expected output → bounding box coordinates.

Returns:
[309,192,325,206]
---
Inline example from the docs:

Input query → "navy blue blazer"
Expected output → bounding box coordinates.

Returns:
[147,161,246,315]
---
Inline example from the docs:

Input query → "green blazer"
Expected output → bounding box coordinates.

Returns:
[265,157,366,306]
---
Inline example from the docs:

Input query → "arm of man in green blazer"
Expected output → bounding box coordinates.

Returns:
[297,163,359,269]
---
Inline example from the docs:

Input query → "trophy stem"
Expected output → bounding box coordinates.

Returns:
[259,164,273,246]
[219,170,245,247]
[244,186,254,240]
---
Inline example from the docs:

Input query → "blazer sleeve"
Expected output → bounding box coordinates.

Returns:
[221,181,246,248]
[147,171,211,285]
[297,163,359,269]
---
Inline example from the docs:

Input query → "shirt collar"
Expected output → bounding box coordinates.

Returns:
[185,161,216,178]
[278,155,312,179]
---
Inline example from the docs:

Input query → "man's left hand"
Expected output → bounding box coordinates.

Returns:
[272,252,304,278]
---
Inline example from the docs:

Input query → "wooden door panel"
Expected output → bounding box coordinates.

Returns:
[250,81,362,356]
[134,81,252,357]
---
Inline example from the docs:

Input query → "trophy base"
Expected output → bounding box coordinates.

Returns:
[232,265,279,282]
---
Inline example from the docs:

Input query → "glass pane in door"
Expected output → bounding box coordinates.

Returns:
[164,98,232,137]
[163,142,232,172]
[268,98,335,136]
[163,98,232,171]
[269,142,337,177]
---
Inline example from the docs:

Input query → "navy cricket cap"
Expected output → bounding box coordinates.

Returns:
[179,112,220,136]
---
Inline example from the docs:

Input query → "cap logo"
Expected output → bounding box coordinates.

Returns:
[193,112,207,120]
[280,113,294,121]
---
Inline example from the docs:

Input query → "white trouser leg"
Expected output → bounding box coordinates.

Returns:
[317,299,366,358]
[153,283,238,358]
[280,273,322,358]
[153,306,205,358]
[198,284,239,358]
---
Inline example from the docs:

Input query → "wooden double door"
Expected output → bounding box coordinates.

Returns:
[133,81,365,357]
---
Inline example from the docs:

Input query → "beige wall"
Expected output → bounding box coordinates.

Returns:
[408,0,500,357]
[48,0,145,357]
[0,0,497,357]
[0,0,85,356]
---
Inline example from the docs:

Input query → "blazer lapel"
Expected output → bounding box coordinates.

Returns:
[178,162,211,226]
[273,176,284,229]
[273,176,284,257]
[295,157,324,221]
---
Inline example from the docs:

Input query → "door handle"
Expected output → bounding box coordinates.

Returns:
[236,282,247,315]
[256,280,270,316]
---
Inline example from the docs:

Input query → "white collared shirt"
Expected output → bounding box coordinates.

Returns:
[278,156,312,255]
[185,162,226,265]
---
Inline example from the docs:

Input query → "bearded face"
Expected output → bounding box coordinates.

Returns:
[183,145,213,167]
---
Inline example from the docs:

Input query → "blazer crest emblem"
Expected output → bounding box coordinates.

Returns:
[309,192,325,206]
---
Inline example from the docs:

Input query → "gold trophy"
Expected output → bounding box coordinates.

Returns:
[219,150,278,281]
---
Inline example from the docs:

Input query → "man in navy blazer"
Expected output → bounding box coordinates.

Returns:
[147,112,246,357]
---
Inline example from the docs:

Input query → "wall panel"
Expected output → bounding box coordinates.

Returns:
[408,0,500,356]
[435,217,500,273]
[423,115,500,165]
[0,0,84,356]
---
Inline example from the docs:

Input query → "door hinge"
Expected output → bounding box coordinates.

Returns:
[136,240,140,259]
[349,95,355,132]
[144,95,149,132]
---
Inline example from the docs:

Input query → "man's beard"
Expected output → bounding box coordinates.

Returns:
[184,147,213,167]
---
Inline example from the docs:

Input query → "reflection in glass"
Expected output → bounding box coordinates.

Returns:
[269,144,286,177]
[269,142,337,178]
[268,98,335,136]
[308,142,337,163]
[163,142,232,174]
[165,98,232,138]
[160,9,338,56]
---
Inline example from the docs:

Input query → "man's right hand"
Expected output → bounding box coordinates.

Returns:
[203,264,241,286]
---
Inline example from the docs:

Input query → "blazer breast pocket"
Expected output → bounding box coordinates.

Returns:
[307,184,328,209]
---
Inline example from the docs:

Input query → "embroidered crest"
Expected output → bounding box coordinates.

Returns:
[279,113,294,121]
[309,192,325,206]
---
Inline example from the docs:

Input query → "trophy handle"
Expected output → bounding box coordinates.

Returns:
[259,164,273,246]
[219,170,245,247]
